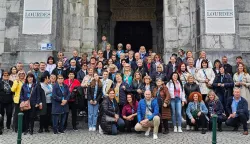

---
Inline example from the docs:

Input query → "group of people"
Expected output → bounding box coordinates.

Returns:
[0,35,249,139]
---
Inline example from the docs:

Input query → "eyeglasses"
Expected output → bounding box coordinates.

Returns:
[3,75,9,76]
[109,93,115,94]
[58,78,64,79]
[157,67,162,68]
[98,53,103,54]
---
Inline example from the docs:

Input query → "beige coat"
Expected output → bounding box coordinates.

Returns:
[101,78,113,97]
[233,72,250,110]
[196,68,215,94]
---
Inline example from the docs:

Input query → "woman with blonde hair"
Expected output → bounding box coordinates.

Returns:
[131,71,143,101]
[233,62,250,112]
[205,90,226,132]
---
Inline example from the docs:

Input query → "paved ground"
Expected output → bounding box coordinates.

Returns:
[0,125,249,144]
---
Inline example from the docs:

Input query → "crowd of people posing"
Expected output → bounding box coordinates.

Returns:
[0,40,249,139]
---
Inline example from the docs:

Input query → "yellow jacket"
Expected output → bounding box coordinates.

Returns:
[11,80,24,104]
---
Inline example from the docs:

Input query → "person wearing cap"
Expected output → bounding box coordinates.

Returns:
[11,70,26,132]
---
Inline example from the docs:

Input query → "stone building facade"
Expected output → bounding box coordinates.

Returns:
[0,0,250,69]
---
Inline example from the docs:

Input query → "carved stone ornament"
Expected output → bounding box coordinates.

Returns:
[111,0,156,21]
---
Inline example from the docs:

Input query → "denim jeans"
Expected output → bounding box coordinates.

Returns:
[171,97,182,127]
[52,113,67,132]
[88,102,99,128]
[111,118,125,135]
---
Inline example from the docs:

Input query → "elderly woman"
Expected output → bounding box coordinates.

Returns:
[233,62,250,114]
[152,64,167,84]
[205,90,227,132]
[131,71,144,101]
[108,64,118,83]
[122,93,138,133]
[99,89,125,135]
[153,78,171,134]
[122,63,134,87]
[186,92,208,134]
[141,75,155,99]
[196,59,215,101]
[136,59,147,78]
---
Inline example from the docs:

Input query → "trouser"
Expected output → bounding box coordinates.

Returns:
[23,105,37,132]
[170,98,182,127]
[40,103,52,130]
[184,103,191,125]
[226,113,248,131]
[202,94,206,102]
[0,103,13,129]
[111,118,125,135]
[88,102,99,128]
[190,113,207,129]
[13,103,20,131]
[217,92,225,110]
[52,113,67,132]
[135,116,160,134]
[124,118,137,132]
[65,102,77,128]
[209,115,226,129]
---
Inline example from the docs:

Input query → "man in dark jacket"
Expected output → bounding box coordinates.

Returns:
[225,87,249,135]
[165,56,178,81]
[135,90,160,139]
[64,59,80,79]
[103,44,112,60]
[77,63,88,83]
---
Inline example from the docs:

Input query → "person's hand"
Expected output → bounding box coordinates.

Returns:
[39,103,43,110]
[240,82,246,86]
[231,112,236,118]
[90,100,93,104]
[93,101,97,105]
[197,112,201,117]
[114,114,119,119]
[217,83,221,86]
[35,104,39,108]
[191,118,196,124]
[235,82,240,86]
[137,89,142,93]
[122,86,126,90]
[163,103,168,108]
[205,79,209,83]
[141,119,149,127]
[182,101,185,106]
[127,115,133,121]
[221,84,224,87]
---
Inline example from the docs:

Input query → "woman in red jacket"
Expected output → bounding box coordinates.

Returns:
[63,70,81,131]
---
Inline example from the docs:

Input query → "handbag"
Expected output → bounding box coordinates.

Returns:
[105,115,116,122]
[20,86,33,111]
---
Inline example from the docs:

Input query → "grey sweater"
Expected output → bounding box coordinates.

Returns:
[41,83,52,103]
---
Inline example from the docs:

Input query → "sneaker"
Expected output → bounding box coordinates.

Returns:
[145,127,151,136]
[174,126,177,133]
[59,130,65,134]
[182,117,186,123]
[191,126,195,131]
[201,129,206,134]
[178,127,183,133]
[92,127,96,131]
[53,131,58,135]
[99,125,103,134]
[186,125,190,131]
[243,131,248,135]
[247,120,250,124]
[153,134,158,139]
[73,127,78,131]
[89,127,93,131]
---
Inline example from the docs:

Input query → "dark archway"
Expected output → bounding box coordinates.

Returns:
[114,21,152,52]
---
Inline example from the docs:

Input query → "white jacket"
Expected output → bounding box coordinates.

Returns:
[166,80,186,102]
[196,68,215,94]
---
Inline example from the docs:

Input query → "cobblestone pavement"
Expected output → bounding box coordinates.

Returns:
[0,126,250,144]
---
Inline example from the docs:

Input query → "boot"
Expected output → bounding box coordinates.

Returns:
[158,122,162,133]
[163,120,169,134]
[218,123,222,132]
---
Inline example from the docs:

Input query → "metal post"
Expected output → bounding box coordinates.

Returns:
[212,114,218,144]
[17,113,24,144]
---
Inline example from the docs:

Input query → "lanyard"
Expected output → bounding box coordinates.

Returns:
[221,75,224,83]
[59,85,64,94]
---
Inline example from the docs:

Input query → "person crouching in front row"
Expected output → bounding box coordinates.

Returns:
[186,92,208,134]
[225,87,249,135]
[135,90,160,139]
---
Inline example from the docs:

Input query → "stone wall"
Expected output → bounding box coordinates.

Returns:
[62,0,97,56]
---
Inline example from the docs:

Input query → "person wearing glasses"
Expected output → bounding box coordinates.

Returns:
[64,59,80,79]
[97,50,106,64]
[99,88,125,135]
[0,71,14,135]
[11,70,26,132]
[152,64,167,84]
[103,44,113,60]
[52,60,65,77]
[52,75,70,134]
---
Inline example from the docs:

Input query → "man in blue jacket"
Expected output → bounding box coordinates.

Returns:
[225,87,249,135]
[135,90,160,139]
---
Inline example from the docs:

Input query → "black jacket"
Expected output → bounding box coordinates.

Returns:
[52,68,65,76]
[0,80,13,103]
[99,97,119,134]
[87,85,102,103]
[103,50,113,60]
[152,72,167,84]
[36,83,47,116]
[205,100,225,118]
[165,62,178,81]
[64,67,81,79]
[131,80,144,100]
[77,69,88,83]
[184,82,200,99]
[212,73,234,98]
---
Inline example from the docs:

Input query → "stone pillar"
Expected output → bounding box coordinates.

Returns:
[155,0,164,54]
[150,20,157,51]
[81,0,98,53]
[0,0,6,56]
[163,0,194,63]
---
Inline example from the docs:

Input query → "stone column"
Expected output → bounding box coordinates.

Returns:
[81,0,98,53]
[163,0,193,63]
[0,0,6,55]
[150,20,157,51]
